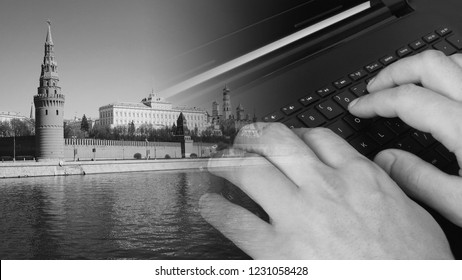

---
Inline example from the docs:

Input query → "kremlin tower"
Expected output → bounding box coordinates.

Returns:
[222,85,232,120]
[33,20,65,161]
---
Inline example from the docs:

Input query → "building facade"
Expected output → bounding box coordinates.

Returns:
[99,93,209,133]
[33,21,65,161]
[0,111,29,123]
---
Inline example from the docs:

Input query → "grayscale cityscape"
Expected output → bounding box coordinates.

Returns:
[0,1,258,260]
[2,0,462,263]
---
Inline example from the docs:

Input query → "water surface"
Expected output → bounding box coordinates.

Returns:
[0,170,249,259]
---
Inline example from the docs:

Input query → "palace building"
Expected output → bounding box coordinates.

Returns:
[0,111,29,123]
[98,92,209,132]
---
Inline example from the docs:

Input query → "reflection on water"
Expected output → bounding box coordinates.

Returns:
[0,171,249,259]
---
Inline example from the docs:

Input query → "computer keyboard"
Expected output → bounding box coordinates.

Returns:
[263,26,461,175]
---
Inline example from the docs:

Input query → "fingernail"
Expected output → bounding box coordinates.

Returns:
[348,98,359,109]
[368,77,376,87]
[367,77,377,91]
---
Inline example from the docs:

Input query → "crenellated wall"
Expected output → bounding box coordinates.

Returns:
[1,137,214,161]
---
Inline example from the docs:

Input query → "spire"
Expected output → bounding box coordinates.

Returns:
[46,19,53,45]
[30,102,34,119]
[40,20,59,83]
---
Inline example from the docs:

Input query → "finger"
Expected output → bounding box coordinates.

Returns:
[233,122,329,188]
[368,50,462,102]
[349,85,462,157]
[207,151,298,219]
[375,149,462,227]
[199,193,277,259]
[449,53,462,69]
[292,127,364,168]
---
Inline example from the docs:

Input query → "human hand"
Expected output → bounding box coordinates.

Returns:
[349,50,462,227]
[200,123,453,259]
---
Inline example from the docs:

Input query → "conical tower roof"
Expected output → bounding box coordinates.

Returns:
[45,20,53,45]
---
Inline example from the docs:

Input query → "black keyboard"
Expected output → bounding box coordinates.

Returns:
[263,26,461,175]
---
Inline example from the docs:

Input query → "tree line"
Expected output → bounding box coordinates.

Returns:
[0,119,35,137]
[63,115,235,144]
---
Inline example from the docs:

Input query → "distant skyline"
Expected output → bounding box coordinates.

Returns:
[1,0,279,119]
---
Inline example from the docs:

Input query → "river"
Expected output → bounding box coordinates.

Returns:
[0,170,250,259]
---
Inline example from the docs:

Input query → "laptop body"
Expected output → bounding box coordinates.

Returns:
[157,0,462,258]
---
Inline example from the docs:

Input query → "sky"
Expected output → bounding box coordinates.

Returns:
[0,0,293,119]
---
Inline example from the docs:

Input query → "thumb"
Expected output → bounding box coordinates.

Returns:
[374,149,462,227]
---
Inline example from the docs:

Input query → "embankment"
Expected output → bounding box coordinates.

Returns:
[0,157,266,179]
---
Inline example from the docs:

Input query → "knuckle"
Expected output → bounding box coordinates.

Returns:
[260,122,288,136]
[309,127,334,137]
[303,127,337,142]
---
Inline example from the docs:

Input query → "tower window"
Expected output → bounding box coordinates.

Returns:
[56,110,59,115]
[45,110,48,115]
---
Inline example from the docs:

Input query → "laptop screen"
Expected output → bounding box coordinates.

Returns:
[156,0,372,99]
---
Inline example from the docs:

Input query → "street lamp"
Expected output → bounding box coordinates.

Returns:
[11,121,16,162]
[145,138,149,160]
[154,136,157,160]
[13,130,16,162]
[72,135,77,161]
[92,136,96,161]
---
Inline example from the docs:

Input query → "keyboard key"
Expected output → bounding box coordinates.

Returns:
[410,39,426,50]
[343,114,371,131]
[423,32,439,43]
[350,82,368,97]
[397,46,412,57]
[446,162,461,176]
[333,77,352,89]
[366,122,396,145]
[447,34,462,50]
[281,102,302,116]
[316,100,344,120]
[384,118,410,135]
[393,137,423,154]
[299,93,320,106]
[333,91,357,110]
[435,144,457,161]
[364,62,382,73]
[327,120,354,139]
[411,130,436,147]
[421,150,449,170]
[433,41,457,55]
[349,135,379,156]
[380,54,397,66]
[263,111,284,122]
[316,85,336,97]
[298,109,326,128]
[436,27,452,37]
[283,118,304,129]
[417,46,429,53]
[349,69,368,81]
